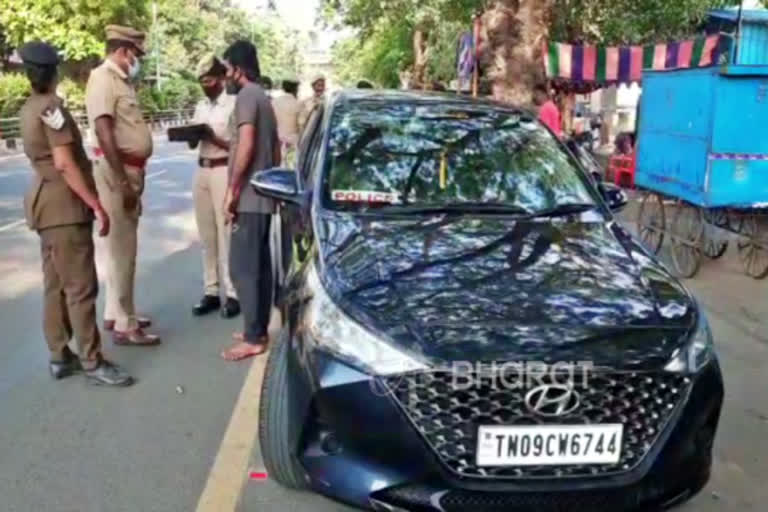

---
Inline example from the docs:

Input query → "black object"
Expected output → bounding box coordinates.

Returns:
[192,295,221,316]
[254,90,724,512]
[221,298,241,318]
[19,41,60,65]
[49,355,83,380]
[168,124,208,143]
[84,360,134,387]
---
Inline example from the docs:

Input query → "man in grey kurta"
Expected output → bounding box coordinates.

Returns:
[220,40,280,361]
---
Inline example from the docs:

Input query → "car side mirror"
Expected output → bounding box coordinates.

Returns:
[599,182,628,213]
[251,168,302,205]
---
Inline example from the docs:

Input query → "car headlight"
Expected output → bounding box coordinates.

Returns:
[664,311,714,373]
[304,263,427,376]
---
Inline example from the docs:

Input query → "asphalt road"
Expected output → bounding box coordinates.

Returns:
[0,145,766,512]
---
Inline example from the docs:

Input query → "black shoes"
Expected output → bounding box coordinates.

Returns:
[84,360,134,387]
[193,295,221,316]
[221,298,241,319]
[49,356,83,380]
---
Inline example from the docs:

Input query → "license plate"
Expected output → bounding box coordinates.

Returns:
[476,424,623,466]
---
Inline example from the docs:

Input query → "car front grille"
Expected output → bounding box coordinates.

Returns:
[383,370,691,480]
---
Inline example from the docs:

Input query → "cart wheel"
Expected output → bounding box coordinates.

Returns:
[670,202,704,278]
[703,209,729,259]
[637,192,665,254]
[736,213,768,279]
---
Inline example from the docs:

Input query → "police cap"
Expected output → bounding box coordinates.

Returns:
[18,41,60,66]
[105,25,146,55]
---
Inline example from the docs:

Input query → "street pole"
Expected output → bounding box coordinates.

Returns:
[735,0,745,65]
[153,1,161,90]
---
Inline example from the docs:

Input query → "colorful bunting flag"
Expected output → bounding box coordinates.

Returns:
[457,31,475,80]
[543,34,726,84]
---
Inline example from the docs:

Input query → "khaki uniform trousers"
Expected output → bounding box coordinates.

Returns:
[39,223,101,363]
[93,158,144,332]
[193,165,236,299]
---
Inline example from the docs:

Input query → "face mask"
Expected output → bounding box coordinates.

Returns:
[203,83,223,99]
[226,74,241,95]
[128,54,141,79]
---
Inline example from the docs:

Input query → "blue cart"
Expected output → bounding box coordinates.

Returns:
[635,63,768,278]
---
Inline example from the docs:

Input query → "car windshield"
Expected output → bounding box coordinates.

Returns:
[321,99,598,214]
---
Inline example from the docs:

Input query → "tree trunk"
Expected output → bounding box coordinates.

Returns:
[479,0,555,106]
[412,28,430,89]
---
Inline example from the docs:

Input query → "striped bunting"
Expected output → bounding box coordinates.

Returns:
[543,35,724,83]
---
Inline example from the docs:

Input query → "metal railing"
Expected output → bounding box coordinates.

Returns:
[0,109,195,140]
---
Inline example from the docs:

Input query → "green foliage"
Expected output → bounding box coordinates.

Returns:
[0,72,28,117]
[333,21,412,88]
[57,78,85,112]
[138,75,201,113]
[0,0,149,60]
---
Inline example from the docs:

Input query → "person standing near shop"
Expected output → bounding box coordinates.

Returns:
[190,55,240,318]
[220,40,280,361]
[297,74,326,136]
[534,83,562,138]
[18,41,133,386]
[85,25,160,346]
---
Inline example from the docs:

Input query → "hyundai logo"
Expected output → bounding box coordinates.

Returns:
[525,384,581,417]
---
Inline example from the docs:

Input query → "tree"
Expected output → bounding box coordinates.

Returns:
[0,0,149,60]
[325,0,481,88]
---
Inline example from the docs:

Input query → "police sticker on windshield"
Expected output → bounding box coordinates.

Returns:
[332,190,401,203]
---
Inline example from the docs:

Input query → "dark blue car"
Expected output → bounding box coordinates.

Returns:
[252,90,724,512]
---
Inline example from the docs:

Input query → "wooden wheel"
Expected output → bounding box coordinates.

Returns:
[637,192,665,254]
[669,202,704,278]
[703,209,729,259]
[736,213,768,279]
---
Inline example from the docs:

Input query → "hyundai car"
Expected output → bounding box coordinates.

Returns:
[252,90,724,512]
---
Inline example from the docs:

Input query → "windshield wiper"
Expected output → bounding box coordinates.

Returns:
[527,202,597,218]
[364,202,531,216]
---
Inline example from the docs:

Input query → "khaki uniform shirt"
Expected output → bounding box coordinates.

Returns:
[297,95,324,136]
[192,92,235,160]
[20,93,94,231]
[271,93,300,146]
[85,59,153,162]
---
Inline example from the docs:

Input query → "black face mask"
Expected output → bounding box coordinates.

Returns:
[204,83,223,99]
[226,70,242,95]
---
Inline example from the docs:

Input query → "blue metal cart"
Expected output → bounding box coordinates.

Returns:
[635,62,768,278]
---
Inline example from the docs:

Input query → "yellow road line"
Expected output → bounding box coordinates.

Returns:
[195,356,267,512]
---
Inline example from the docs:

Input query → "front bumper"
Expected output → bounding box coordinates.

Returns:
[290,348,723,511]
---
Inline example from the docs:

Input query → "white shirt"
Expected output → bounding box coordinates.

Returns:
[192,92,235,160]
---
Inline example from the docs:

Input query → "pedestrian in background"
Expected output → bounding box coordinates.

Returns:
[534,83,562,138]
[298,74,326,136]
[85,25,160,346]
[220,40,281,361]
[18,41,133,386]
[271,78,300,168]
[189,55,240,318]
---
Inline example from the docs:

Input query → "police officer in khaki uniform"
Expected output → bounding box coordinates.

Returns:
[297,74,326,137]
[85,25,160,345]
[18,41,133,386]
[190,55,239,318]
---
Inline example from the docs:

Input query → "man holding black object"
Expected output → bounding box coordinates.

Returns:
[220,41,280,361]
[189,55,239,318]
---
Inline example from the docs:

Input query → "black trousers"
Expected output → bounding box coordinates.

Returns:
[230,213,272,343]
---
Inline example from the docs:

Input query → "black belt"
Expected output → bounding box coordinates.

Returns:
[199,157,229,168]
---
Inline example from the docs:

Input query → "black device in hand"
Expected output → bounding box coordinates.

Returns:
[167,124,208,143]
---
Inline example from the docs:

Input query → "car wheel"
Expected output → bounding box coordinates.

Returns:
[258,328,307,489]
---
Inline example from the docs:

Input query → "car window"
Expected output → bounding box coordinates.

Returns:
[321,101,598,213]
[298,107,324,185]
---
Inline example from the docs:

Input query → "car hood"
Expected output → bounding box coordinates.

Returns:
[314,211,696,370]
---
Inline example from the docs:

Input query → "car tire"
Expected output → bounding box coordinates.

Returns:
[258,328,307,490]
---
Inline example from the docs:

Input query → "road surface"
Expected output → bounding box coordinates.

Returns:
[0,145,765,511]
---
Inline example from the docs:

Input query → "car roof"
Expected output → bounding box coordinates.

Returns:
[329,88,529,114]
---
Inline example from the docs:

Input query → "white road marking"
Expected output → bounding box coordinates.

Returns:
[0,219,26,233]
[145,169,169,181]
[0,167,178,235]
[194,356,267,512]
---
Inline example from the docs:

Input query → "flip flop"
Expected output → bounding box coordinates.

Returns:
[221,339,268,361]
